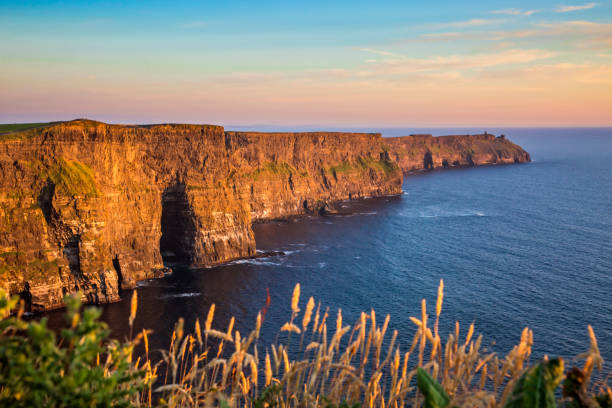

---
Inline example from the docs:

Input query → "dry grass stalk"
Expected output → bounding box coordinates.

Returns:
[125,282,609,408]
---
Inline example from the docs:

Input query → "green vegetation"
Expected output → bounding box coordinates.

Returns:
[0,254,59,281]
[0,290,146,407]
[245,162,296,180]
[261,162,295,175]
[0,282,609,407]
[329,156,399,176]
[416,368,451,408]
[40,158,99,198]
[329,160,353,174]
[0,123,56,142]
[23,259,60,282]
[356,155,398,175]
[404,146,424,158]
[0,123,50,134]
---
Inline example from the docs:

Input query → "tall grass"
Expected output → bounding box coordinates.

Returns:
[0,281,609,407]
[138,281,609,407]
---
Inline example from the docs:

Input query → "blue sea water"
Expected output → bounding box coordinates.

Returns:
[46,128,612,371]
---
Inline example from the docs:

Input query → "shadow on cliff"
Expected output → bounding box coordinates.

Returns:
[160,182,198,267]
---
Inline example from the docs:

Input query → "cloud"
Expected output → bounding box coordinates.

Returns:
[394,31,482,44]
[520,63,612,84]
[431,18,506,28]
[411,19,611,47]
[556,2,598,12]
[489,20,612,46]
[421,32,465,39]
[360,49,558,76]
[490,9,539,16]
[358,48,400,57]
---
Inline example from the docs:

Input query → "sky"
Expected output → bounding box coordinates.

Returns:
[1,0,611,127]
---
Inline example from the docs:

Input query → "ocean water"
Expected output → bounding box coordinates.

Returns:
[44,128,612,371]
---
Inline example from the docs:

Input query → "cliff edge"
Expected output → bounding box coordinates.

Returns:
[0,120,402,311]
[0,121,530,311]
[385,133,530,172]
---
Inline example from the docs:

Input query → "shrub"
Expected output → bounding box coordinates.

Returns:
[0,290,146,407]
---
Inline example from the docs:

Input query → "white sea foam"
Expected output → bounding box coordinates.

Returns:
[402,207,487,218]
[230,259,283,266]
[162,292,201,299]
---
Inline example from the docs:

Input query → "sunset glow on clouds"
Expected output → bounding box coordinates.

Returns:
[1,0,611,126]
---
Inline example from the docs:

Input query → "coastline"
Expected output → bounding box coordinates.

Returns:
[0,120,530,312]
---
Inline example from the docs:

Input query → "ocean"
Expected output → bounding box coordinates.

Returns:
[44,127,612,371]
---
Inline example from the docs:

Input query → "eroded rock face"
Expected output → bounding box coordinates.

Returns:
[0,122,530,311]
[384,133,530,172]
[0,120,402,311]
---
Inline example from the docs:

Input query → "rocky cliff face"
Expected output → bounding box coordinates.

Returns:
[0,120,401,311]
[0,121,530,311]
[384,133,530,172]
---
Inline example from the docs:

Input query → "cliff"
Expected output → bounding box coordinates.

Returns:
[384,133,530,172]
[0,121,530,311]
[0,120,401,311]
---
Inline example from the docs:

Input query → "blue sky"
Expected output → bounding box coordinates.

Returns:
[1,0,611,126]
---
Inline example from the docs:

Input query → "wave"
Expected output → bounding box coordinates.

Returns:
[229,259,284,266]
[401,208,487,218]
[161,292,201,299]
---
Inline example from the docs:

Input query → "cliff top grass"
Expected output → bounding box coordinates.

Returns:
[0,119,225,142]
[0,123,51,134]
[0,122,56,141]
[43,119,223,133]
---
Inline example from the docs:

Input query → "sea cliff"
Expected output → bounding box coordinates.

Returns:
[0,120,529,311]
[385,133,530,172]
[0,120,401,310]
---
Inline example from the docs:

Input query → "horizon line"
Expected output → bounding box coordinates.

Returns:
[2,118,612,130]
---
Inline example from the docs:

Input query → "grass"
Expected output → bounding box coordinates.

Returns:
[37,158,99,198]
[356,155,399,175]
[329,156,399,177]
[329,161,353,174]
[0,253,58,281]
[1,282,610,407]
[0,123,50,134]
[0,122,56,141]
[136,282,609,406]
[245,162,296,180]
